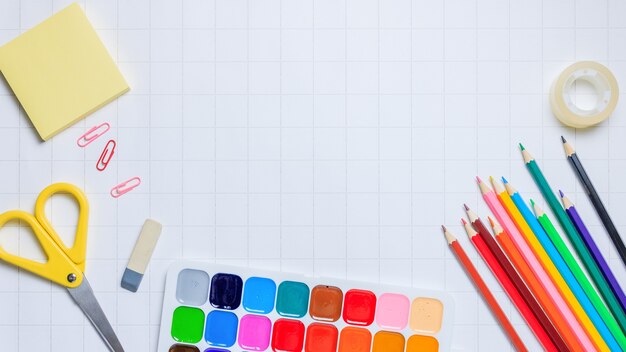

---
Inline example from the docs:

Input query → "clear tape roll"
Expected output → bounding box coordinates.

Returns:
[550,61,619,129]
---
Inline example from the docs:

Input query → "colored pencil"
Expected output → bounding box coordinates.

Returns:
[491,214,608,352]
[561,191,626,316]
[521,144,626,334]
[459,221,548,352]
[473,181,569,351]
[534,200,626,349]
[505,180,617,351]
[494,178,598,351]
[442,225,528,352]
[562,136,626,269]
[464,204,565,352]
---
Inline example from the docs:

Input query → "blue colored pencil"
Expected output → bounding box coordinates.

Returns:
[503,178,620,350]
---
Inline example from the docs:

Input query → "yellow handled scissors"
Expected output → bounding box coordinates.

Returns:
[0,183,124,352]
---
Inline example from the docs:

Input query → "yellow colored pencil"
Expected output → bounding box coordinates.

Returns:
[491,177,602,351]
[502,179,612,351]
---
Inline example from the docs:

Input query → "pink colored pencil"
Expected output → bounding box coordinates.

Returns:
[476,177,577,350]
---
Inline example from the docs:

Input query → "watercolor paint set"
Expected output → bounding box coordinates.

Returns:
[157,262,454,352]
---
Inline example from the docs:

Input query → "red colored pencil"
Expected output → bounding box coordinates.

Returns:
[466,204,566,352]
[467,195,569,351]
[460,220,556,351]
[443,226,528,352]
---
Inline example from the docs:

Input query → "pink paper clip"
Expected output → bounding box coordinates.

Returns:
[96,140,116,171]
[77,122,110,147]
[111,177,141,198]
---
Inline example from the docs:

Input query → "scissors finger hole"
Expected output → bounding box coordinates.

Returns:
[41,194,80,248]
[0,219,48,264]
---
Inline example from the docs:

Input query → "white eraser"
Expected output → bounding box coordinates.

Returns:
[121,219,162,292]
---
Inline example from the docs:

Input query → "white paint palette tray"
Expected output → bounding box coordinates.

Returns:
[157,261,454,352]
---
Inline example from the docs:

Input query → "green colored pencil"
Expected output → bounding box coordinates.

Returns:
[533,200,626,347]
[522,144,626,334]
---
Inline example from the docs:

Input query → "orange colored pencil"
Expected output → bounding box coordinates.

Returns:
[473,181,568,351]
[442,225,527,352]
[489,216,585,352]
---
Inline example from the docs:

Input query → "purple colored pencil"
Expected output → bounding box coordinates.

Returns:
[561,190,626,315]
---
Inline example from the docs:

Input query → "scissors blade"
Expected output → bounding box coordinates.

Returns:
[67,276,125,352]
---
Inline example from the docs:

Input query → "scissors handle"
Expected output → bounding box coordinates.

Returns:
[0,210,83,288]
[34,183,89,271]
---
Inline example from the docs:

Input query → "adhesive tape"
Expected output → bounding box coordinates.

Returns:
[549,61,619,129]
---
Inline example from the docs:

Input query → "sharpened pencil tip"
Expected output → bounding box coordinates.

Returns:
[559,190,565,198]
[519,143,525,151]
[476,176,482,183]
[501,176,508,184]
[530,199,535,207]
[532,200,546,216]
[464,203,470,211]
[488,216,495,227]
[561,135,567,143]
[461,218,467,225]
[442,226,456,243]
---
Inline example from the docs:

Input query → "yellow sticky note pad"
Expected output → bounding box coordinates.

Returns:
[0,3,129,141]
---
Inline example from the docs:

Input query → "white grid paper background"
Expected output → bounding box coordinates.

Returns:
[1,0,626,351]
